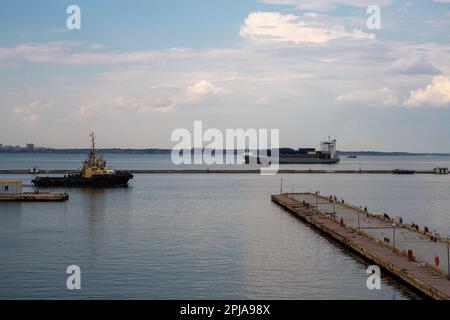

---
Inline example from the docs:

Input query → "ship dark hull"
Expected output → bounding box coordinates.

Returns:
[244,155,340,164]
[32,172,133,188]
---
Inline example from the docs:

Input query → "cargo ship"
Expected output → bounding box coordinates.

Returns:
[244,138,340,164]
[32,133,133,187]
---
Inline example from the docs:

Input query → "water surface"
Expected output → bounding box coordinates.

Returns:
[1,154,449,299]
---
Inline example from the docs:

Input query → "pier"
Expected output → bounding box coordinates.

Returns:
[0,192,69,201]
[271,192,450,299]
[0,180,69,201]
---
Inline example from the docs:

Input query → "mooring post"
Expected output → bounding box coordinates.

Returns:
[447,239,450,280]
[357,210,360,232]
[392,223,396,252]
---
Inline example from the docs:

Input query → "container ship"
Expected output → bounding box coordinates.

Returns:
[32,133,133,187]
[244,138,340,164]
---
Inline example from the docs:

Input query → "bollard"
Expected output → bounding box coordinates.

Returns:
[435,256,440,266]
[340,218,345,227]
[408,249,414,261]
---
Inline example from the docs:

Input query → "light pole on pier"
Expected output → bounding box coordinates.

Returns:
[357,210,360,233]
[447,238,450,280]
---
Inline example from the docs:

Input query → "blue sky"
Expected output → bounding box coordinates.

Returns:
[1,0,450,151]
[0,0,271,48]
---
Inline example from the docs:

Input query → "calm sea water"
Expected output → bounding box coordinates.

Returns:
[1,154,450,299]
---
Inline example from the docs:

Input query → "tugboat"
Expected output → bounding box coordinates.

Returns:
[32,132,133,188]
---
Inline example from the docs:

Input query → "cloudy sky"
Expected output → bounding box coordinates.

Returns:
[1,0,450,151]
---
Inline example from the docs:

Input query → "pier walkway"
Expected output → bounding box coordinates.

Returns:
[0,192,68,201]
[272,192,450,299]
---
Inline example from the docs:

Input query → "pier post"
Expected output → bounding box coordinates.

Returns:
[447,239,450,280]
[357,210,360,232]
[392,223,396,252]
[280,179,283,194]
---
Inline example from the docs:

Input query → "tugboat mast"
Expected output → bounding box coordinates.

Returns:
[83,131,107,173]
[90,131,96,155]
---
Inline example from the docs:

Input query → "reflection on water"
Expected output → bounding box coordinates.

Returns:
[83,188,107,225]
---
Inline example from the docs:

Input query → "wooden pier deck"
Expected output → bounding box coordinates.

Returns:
[271,193,450,300]
[0,192,69,202]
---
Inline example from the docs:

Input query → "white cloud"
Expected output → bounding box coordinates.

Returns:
[404,76,450,107]
[391,53,439,75]
[73,80,229,119]
[76,106,91,119]
[240,12,375,44]
[0,42,85,64]
[46,28,69,34]
[317,58,340,64]
[261,0,394,12]
[2,38,450,149]
[0,42,185,65]
[337,87,400,107]
[21,114,40,123]
[170,80,229,108]
[257,95,271,105]
[13,100,52,123]
[87,44,105,50]
[185,80,228,100]
[74,94,175,119]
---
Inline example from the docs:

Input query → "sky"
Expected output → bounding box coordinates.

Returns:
[1,0,450,151]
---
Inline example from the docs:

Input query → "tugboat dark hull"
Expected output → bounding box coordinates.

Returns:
[32,172,133,188]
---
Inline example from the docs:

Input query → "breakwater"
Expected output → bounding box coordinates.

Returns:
[0,169,447,175]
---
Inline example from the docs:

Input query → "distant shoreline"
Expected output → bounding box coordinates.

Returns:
[0,149,449,157]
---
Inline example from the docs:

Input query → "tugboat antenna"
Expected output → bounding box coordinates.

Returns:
[90,131,96,153]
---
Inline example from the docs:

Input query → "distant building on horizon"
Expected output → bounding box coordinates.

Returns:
[26,143,35,150]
